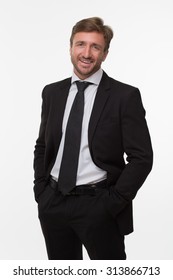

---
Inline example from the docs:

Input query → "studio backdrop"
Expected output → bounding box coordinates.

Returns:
[0,0,173,260]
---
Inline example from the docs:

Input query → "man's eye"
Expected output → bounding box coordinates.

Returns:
[76,42,84,46]
[92,45,100,50]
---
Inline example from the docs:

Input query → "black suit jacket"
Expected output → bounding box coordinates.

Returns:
[34,71,153,235]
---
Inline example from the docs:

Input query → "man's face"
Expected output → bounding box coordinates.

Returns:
[70,32,108,80]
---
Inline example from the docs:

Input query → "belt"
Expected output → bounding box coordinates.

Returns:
[49,177,107,196]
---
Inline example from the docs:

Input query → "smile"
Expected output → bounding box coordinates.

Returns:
[80,59,93,65]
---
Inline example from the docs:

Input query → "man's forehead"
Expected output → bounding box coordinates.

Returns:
[73,32,105,44]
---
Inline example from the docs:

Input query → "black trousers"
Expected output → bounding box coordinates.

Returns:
[38,182,126,260]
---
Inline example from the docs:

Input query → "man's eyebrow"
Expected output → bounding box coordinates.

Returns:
[75,41,102,47]
[75,40,85,44]
[92,43,102,47]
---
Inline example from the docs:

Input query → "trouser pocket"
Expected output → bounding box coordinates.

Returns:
[38,183,55,213]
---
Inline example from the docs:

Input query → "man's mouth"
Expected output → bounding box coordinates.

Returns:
[80,58,93,65]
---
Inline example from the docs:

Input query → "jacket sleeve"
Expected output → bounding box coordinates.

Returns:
[33,87,48,202]
[106,88,153,217]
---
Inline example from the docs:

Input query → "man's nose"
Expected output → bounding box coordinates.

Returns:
[82,46,92,57]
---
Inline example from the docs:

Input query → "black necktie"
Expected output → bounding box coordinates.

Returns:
[58,81,91,195]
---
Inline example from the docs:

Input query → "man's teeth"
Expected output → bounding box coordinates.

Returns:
[81,60,91,64]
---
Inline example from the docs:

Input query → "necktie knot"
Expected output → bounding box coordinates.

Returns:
[76,81,92,92]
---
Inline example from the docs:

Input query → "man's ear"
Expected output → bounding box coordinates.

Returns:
[102,50,109,61]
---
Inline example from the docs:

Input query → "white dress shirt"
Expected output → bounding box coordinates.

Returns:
[51,68,107,185]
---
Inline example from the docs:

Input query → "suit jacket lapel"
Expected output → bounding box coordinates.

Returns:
[52,78,71,148]
[57,79,71,125]
[88,72,110,146]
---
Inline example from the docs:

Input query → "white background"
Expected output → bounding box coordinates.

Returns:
[0,0,173,260]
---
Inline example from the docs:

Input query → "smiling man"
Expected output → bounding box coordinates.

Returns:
[33,17,153,260]
[70,31,108,79]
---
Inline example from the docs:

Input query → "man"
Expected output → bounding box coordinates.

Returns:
[33,17,153,260]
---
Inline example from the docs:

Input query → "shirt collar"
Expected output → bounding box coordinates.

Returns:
[71,68,103,86]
